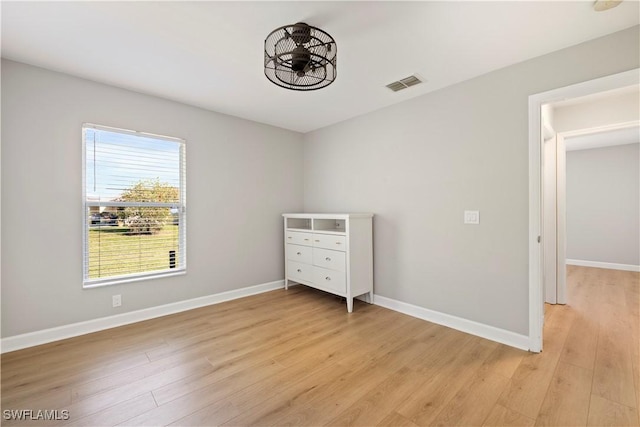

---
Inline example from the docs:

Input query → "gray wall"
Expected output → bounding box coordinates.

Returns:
[566,143,640,266]
[1,59,304,337]
[303,26,639,335]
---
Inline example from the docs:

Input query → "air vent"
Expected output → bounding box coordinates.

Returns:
[386,74,423,92]
[386,81,406,92]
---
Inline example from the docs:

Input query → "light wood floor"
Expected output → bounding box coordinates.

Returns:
[1,266,638,426]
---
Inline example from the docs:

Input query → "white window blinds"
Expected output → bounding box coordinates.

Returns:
[82,124,186,287]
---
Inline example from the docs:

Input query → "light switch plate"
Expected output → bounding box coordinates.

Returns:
[464,210,480,224]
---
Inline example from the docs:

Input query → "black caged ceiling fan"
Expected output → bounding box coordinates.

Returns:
[264,22,337,91]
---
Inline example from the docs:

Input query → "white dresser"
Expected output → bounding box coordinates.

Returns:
[282,213,373,312]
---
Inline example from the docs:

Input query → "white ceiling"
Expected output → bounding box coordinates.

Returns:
[2,1,638,133]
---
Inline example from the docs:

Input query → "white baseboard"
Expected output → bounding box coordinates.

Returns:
[373,294,530,351]
[566,259,640,272]
[1,280,285,354]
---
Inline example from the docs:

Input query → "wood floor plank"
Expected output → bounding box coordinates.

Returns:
[396,337,497,426]
[166,357,348,426]
[120,358,285,426]
[497,351,561,419]
[620,271,639,424]
[410,329,478,375]
[633,336,640,426]
[366,338,433,374]
[219,361,377,426]
[496,300,579,420]
[481,344,527,379]
[262,366,395,426]
[540,303,577,356]
[222,337,430,427]
[482,404,535,427]
[0,389,72,426]
[152,329,365,408]
[2,384,72,408]
[1,351,151,395]
[592,326,637,408]
[182,359,353,426]
[54,357,214,422]
[70,352,205,401]
[214,335,380,422]
[65,393,157,427]
[153,354,277,407]
[167,400,239,427]
[587,394,639,427]
[144,319,274,362]
[324,366,426,426]
[1,333,118,367]
[534,362,592,426]
[559,313,598,371]
[376,411,420,427]
[354,312,425,344]
[430,367,510,426]
[271,320,376,368]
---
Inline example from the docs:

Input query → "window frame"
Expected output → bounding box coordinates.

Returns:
[82,123,187,288]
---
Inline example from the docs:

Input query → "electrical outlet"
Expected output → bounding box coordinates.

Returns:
[464,210,480,224]
[112,294,122,308]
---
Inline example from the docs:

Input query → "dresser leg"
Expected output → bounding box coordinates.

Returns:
[284,279,289,290]
[347,297,354,313]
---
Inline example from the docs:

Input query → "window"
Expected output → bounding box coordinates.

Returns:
[83,124,186,287]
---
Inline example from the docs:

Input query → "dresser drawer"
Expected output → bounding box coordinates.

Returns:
[287,260,313,283]
[286,244,312,264]
[313,266,346,294]
[286,231,313,246]
[313,247,346,272]
[312,234,346,252]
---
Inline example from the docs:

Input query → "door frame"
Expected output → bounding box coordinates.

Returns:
[527,68,639,352]
[543,134,558,304]
[556,132,567,305]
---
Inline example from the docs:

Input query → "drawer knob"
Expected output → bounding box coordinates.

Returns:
[297,269,302,273]
[315,240,320,242]
[325,276,331,281]
[304,239,309,241]
[297,252,302,255]
[335,242,342,245]
[287,237,292,239]
[325,257,331,261]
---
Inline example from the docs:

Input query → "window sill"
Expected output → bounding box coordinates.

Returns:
[83,269,186,289]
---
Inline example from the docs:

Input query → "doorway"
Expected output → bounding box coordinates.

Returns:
[543,121,639,306]
[528,68,639,352]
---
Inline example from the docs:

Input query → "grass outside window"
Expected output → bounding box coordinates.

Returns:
[88,225,179,279]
